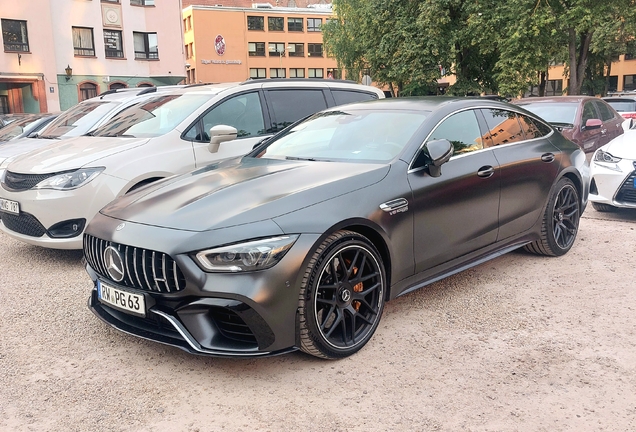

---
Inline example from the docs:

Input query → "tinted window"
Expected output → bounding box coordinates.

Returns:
[518,113,546,139]
[430,110,484,155]
[581,101,598,124]
[188,92,265,142]
[267,89,328,132]
[594,101,616,121]
[332,90,378,106]
[604,99,636,112]
[480,109,524,146]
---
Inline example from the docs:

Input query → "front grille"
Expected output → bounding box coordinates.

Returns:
[615,164,636,204]
[210,307,257,344]
[84,234,186,293]
[3,171,57,191]
[1,211,47,237]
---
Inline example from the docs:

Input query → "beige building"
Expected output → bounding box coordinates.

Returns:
[182,2,341,85]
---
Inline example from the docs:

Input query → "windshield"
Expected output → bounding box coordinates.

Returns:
[604,100,636,112]
[0,115,43,141]
[255,109,429,163]
[91,94,213,138]
[516,102,578,126]
[39,101,116,138]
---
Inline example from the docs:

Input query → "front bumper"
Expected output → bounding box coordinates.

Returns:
[0,174,126,249]
[84,215,321,357]
[589,158,636,208]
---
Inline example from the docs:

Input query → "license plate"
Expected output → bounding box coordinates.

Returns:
[98,280,146,317]
[0,198,19,215]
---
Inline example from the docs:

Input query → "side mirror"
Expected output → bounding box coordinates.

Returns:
[208,125,238,153]
[425,139,453,177]
[584,118,602,130]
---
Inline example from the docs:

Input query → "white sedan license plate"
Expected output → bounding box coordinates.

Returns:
[98,281,146,317]
[0,198,19,215]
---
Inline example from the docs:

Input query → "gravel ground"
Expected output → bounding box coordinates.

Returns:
[1,209,635,431]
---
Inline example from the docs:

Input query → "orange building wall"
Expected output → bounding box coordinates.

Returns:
[183,6,339,84]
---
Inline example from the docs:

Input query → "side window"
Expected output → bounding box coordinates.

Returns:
[332,90,378,106]
[429,110,484,155]
[480,109,525,146]
[594,101,616,122]
[581,101,598,125]
[517,113,547,139]
[189,92,265,142]
[266,89,328,132]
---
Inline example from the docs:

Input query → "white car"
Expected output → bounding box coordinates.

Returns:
[0,79,384,249]
[589,129,636,212]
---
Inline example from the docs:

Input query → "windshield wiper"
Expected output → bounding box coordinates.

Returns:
[37,135,60,139]
[550,122,574,128]
[285,156,316,161]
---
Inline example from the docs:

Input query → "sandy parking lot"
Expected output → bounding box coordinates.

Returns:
[1,208,635,431]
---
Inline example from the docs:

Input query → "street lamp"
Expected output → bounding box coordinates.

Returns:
[65,65,73,81]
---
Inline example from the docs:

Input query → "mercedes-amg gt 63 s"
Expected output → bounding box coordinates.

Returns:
[83,97,589,359]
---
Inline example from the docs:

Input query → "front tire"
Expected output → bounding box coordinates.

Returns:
[525,177,580,257]
[298,230,386,359]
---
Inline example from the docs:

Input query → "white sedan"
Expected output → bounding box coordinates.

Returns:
[589,129,636,212]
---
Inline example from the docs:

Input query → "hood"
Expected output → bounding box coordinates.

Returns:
[602,130,636,159]
[100,156,390,232]
[0,136,51,162]
[7,136,150,174]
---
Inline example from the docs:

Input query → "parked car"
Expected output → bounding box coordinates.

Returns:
[0,113,31,128]
[0,79,384,249]
[0,86,181,166]
[589,129,636,212]
[512,96,624,153]
[80,97,589,359]
[602,94,636,120]
[0,113,58,143]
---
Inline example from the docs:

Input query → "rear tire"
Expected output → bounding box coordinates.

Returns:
[298,230,386,359]
[591,202,617,212]
[525,178,580,257]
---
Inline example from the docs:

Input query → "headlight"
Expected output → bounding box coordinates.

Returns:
[194,235,299,272]
[593,150,622,172]
[34,167,104,190]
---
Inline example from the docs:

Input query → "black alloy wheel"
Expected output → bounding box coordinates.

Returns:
[298,230,386,359]
[525,178,580,257]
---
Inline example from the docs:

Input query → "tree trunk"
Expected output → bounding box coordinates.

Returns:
[568,28,578,95]
[568,28,594,95]
[604,59,612,96]
[538,71,547,97]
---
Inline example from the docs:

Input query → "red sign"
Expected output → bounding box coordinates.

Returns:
[215,35,226,56]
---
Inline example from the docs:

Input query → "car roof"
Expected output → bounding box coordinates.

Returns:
[322,96,509,112]
[513,96,599,104]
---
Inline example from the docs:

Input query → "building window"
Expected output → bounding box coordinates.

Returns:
[545,79,562,96]
[308,68,323,78]
[187,68,196,84]
[248,42,265,57]
[307,18,322,32]
[624,75,636,91]
[72,27,95,56]
[288,43,304,57]
[109,82,127,90]
[308,43,323,57]
[270,68,286,78]
[131,0,155,5]
[269,42,286,56]
[133,32,158,59]
[608,76,618,93]
[289,68,304,78]
[104,30,123,58]
[184,16,192,31]
[250,68,266,79]
[247,16,264,31]
[79,82,98,101]
[2,19,29,52]
[268,17,284,31]
[288,18,303,32]
[327,68,340,79]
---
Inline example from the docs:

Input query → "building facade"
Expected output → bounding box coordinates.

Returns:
[1,0,187,113]
[182,3,341,85]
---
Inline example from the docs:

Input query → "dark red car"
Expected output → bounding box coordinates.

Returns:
[512,96,624,153]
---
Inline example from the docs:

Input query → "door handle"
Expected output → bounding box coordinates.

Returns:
[477,166,495,178]
[541,153,555,163]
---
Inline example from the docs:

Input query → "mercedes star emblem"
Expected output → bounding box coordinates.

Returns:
[104,246,125,282]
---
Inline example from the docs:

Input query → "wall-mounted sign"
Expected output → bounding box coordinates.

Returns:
[215,35,226,56]
[201,59,242,65]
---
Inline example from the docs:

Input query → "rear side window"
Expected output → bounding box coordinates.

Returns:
[266,89,328,132]
[518,113,550,139]
[480,109,524,146]
[332,90,378,106]
[594,101,617,121]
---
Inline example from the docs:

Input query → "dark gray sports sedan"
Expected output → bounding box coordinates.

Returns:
[84,97,589,359]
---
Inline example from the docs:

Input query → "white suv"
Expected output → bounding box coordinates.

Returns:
[0,79,384,249]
